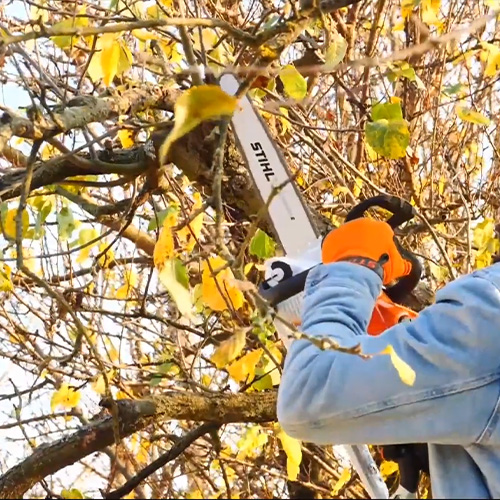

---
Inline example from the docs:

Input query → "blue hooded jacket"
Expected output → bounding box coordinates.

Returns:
[277,262,500,498]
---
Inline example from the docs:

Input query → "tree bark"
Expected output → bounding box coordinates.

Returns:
[0,391,277,499]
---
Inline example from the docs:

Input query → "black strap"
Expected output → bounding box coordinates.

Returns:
[381,444,430,493]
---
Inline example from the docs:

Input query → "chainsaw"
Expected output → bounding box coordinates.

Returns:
[219,73,426,499]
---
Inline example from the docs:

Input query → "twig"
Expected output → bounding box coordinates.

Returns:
[104,423,219,499]
[211,119,232,261]
[412,207,457,280]
[176,0,203,86]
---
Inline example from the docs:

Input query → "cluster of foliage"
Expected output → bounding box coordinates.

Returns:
[0,0,499,498]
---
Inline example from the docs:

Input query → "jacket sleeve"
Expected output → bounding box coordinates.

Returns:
[277,262,500,446]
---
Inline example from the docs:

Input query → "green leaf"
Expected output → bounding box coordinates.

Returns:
[279,65,307,100]
[443,83,464,96]
[387,63,426,90]
[158,259,194,318]
[149,375,163,387]
[61,489,84,499]
[365,101,410,159]
[158,362,175,374]
[251,373,274,391]
[456,105,491,126]
[51,11,88,49]
[324,33,347,71]
[0,203,8,222]
[249,229,276,259]
[365,120,410,159]
[371,102,404,121]
[174,258,189,288]
[148,207,177,231]
[57,207,76,241]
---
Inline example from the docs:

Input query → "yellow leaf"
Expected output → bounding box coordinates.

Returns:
[456,105,490,126]
[380,345,416,386]
[236,426,268,460]
[287,460,300,482]
[104,338,119,363]
[136,439,151,464]
[277,426,302,481]
[402,0,418,18]
[481,43,500,77]
[177,193,204,252]
[118,129,135,148]
[380,460,399,479]
[91,374,106,395]
[473,218,495,249]
[279,65,307,100]
[159,0,174,8]
[200,256,245,312]
[3,209,29,240]
[186,490,204,500]
[278,107,292,136]
[132,29,159,41]
[192,29,218,52]
[98,242,115,268]
[157,259,194,318]
[260,345,283,386]
[117,42,133,76]
[421,0,442,26]
[100,34,121,86]
[87,35,131,86]
[159,41,184,64]
[76,245,92,264]
[154,213,178,269]
[50,383,81,412]
[159,85,238,165]
[61,489,84,499]
[30,0,49,23]
[41,143,57,160]
[116,269,137,299]
[332,467,352,496]
[352,177,363,198]
[76,228,99,264]
[227,348,263,383]
[211,329,246,369]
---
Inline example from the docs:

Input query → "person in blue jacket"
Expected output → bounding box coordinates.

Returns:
[277,217,500,499]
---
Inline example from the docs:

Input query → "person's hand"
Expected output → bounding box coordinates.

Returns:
[321,218,413,285]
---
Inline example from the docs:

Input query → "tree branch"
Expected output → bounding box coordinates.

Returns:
[0,84,178,152]
[104,422,219,499]
[0,391,277,499]
[0,18,256,49]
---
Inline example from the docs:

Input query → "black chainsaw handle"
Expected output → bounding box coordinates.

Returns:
[259,265,311,306]
[344,194,422,303]
[345,194,416,228]
[259,195,421,306]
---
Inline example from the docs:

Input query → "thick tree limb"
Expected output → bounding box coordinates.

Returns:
[0,391,277,499]
[0,83,178,153]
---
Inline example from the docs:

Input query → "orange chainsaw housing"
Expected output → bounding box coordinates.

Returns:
[368,291,418,336]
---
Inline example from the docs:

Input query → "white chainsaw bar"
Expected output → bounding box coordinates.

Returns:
[220,73,391,500]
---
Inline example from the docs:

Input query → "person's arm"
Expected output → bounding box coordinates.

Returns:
[277,261,500,446]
